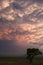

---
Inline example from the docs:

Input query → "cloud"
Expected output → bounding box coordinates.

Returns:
[0,40,26,56]
[11,2,23,10]
[0,0,43,54]
[33,0,43,3]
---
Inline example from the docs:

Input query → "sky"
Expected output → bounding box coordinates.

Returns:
[0,0,43,56]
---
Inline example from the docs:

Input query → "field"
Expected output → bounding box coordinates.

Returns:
[0,57,43,65]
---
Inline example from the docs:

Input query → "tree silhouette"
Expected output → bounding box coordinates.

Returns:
[27,48,42,64]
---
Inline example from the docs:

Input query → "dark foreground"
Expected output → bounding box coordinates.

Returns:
[0,57,43,65]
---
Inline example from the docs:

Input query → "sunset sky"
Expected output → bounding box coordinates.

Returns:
[0,0,43,56]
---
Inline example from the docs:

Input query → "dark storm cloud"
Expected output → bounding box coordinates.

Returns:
[16,0,43,4]
[10,30,29,35]
[0,17,13,27]
[11,2,23,10]
[33,0,43,3]
[0,17,8,23]
[0,40,26,56]
[24,0,43,3]
[23,9,43,24]
[0,40,15,56]
[15,30,30,35]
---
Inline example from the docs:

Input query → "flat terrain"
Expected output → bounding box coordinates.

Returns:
[0,57,43,65]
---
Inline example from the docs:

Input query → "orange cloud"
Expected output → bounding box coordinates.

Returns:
[0,0,43,48]
[15,35,26,43]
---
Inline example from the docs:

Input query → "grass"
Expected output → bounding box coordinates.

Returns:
[0,57,43,65]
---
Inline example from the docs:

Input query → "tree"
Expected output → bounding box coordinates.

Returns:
[27,48,42,64]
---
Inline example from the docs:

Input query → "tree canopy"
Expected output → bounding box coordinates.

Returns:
[27,48,42,63]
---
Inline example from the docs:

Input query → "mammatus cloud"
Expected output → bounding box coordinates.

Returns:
[0,0,43,51]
